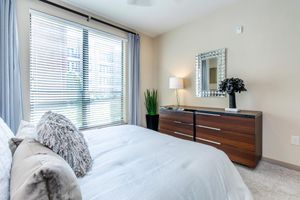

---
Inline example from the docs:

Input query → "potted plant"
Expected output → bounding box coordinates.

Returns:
[219,77,247,109]
[144,89,159,131]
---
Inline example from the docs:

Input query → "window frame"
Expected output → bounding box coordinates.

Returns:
[29,10,128,129]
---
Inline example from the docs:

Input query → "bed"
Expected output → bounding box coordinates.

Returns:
[79,125,252,200]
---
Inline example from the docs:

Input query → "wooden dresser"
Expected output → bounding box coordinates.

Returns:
[159,105,262,168]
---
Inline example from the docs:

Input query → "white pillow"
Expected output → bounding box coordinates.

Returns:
[0,117,14,139]
[16,120,36,139]
[0,117,14,200]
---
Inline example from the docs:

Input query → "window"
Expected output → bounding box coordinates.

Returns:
[30,11,126,129]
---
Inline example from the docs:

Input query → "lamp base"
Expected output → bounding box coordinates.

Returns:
[225,108,240,113]
[175,89,180,107]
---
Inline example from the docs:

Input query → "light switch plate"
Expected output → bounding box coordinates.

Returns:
[291,136,300,145]
[236,25,243,34]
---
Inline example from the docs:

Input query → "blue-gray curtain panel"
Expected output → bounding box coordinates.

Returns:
[128,33,140,125]
[0,0,23,133]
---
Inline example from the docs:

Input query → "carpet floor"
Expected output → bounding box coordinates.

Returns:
[236,161,300,200]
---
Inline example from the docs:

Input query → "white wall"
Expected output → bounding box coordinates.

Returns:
[16,0,157,126]
[155,0,300,166]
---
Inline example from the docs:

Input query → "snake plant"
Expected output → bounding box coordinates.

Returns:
[144,89,158,115]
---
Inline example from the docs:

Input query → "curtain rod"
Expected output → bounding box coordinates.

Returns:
[39,0,138,35]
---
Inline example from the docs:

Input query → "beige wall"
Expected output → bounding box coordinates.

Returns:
[155,0,300,166]
[140,34,157,126]
[16,0,156,126]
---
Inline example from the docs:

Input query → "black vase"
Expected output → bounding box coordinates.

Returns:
[146,114,159,131]
[229,93,237,108]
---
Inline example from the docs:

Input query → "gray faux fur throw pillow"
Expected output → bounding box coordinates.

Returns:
[36,111,92,177]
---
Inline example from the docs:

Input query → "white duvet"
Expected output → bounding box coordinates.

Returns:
[79,125,252,200]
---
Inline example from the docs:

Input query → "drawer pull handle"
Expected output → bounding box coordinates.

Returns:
[173,121,193,126]
[174,131,193,138]
[196,137,221,145]
[196,112,221,117]
[162,110,193,114]
[180,110,193,114]
[173,121,182,124]
[196,125,221,131]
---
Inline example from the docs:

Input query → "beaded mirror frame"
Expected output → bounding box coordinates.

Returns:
[196,48,226,97]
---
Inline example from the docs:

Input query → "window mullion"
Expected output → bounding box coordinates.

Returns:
[82,29,89,128]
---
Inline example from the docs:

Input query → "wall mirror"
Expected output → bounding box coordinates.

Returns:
[196,48,226,97]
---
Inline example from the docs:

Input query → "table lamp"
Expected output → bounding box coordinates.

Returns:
[169,77,184,107]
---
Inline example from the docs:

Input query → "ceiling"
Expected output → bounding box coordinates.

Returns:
[63,0,238,37]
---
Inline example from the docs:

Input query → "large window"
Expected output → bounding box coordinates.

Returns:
[30,11,126,129]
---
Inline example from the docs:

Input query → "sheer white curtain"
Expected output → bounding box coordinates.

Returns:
[127,33,140,125]
[0,0,23,133]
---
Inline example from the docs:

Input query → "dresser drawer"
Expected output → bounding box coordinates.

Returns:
[160,109,193,124]
[160,119,193,136]
[160,129,194,141]
[196,126,255,152]
[195,112,255,135]
[195,138,256,168]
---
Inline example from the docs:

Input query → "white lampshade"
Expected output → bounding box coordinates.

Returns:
[169,77,184,89]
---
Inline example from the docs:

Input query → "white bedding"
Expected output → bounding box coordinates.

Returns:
[79,125,252,200]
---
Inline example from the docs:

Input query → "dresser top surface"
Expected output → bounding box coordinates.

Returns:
[161,105,262,118]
